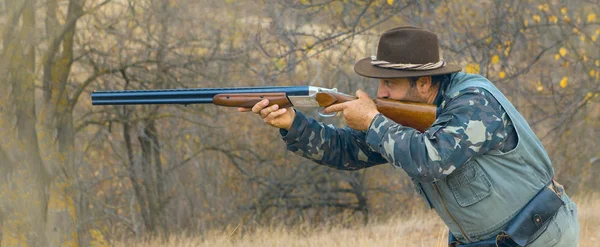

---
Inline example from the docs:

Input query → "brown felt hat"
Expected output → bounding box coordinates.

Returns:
[354,26,461,79]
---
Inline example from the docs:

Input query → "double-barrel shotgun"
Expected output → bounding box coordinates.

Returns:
[91,86,436,132]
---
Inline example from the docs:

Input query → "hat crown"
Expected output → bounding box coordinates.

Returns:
[353,26,461,79]
[376,26,441,65]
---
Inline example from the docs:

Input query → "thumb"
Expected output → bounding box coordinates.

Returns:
[355,89,371,100]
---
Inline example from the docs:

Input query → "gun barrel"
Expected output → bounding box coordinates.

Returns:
[91,86,309,105]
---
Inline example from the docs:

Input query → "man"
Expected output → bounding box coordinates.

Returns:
[239,26,579,246]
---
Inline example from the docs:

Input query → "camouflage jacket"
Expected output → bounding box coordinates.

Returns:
[279,76,517,183]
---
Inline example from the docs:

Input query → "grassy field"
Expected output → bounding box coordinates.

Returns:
[116,194,599,247]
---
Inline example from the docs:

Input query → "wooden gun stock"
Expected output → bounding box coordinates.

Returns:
[213,93,293,108]
[212,91,436,132]
[315,92,436,132]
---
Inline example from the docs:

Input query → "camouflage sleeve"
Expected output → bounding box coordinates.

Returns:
[365,87,511,183]
[279,110,389,170]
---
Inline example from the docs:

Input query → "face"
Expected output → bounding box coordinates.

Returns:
[377,78,426,103]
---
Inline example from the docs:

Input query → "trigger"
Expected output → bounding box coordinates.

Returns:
[318,107,337,118]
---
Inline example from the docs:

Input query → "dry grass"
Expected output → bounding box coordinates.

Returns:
[114,194,599,247]
[576,193,600,247]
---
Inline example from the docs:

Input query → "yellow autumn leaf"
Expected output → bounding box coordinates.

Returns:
[549,16,558,24]
[523,20,528,27]
[491,55,499,64]
[555,54,560,60]
[559,47,567,56]
[561,7,567,15]
[465,63,480,74]
[536,81,544,92]
[486,37,492,44]
[559,76,568,88]
[303,40,314,51]
[275,59,286,70]
[563,16,571,23]
[89,229,109,247]
[533,15,541,23]
[387,0,394,5]
[580,35,586,42]
[595,93,599,98]
[588,13,597,23]
[499,71,506,79]
[596,60,600,67]
[584,92,592,101]
[436,6,449,15]
[504,47,510,56]
[591,70,596,77]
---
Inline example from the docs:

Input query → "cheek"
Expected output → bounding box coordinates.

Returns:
[390,87,409,100]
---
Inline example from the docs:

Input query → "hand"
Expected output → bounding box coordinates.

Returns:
[237,99,296,130]
[321,90,379,131]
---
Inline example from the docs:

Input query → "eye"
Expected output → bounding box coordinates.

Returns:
[385,80,393,87]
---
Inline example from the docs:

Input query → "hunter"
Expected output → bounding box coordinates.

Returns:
[239,26,579,246]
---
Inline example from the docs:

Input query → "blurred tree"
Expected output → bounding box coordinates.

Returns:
[0,0,85,245]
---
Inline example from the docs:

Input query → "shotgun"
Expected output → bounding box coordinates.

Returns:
[91,86,436,132]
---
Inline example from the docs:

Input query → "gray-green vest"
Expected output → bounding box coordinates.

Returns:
[414,72,555,243]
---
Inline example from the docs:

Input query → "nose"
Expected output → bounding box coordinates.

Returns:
[377,80,388,98]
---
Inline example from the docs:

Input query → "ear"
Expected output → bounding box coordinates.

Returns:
[416,76,432,94]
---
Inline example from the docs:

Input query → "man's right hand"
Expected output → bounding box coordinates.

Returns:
[237,99,296,131]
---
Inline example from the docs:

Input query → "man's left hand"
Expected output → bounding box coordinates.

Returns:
[322,90,380,131]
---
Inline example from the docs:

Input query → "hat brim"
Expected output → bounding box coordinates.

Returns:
[354,57,462,79]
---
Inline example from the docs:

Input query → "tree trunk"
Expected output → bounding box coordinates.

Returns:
[122,118,167,235]
[0,0,51,246]
[39,0,82,244]
[123,120,153,234]
[0,0,85,245]
[138,119,167,234]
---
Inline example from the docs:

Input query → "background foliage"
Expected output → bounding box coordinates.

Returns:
[0,0,598,245]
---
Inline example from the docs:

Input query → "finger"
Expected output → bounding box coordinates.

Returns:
[263,108,288,124]
[260,104,279,118]
[252,99,270,113]
[322,102,347,114]
[238,107,252,112]
[356,89,371,100]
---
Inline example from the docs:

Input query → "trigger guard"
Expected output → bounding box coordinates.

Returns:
[318,107,337,118]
